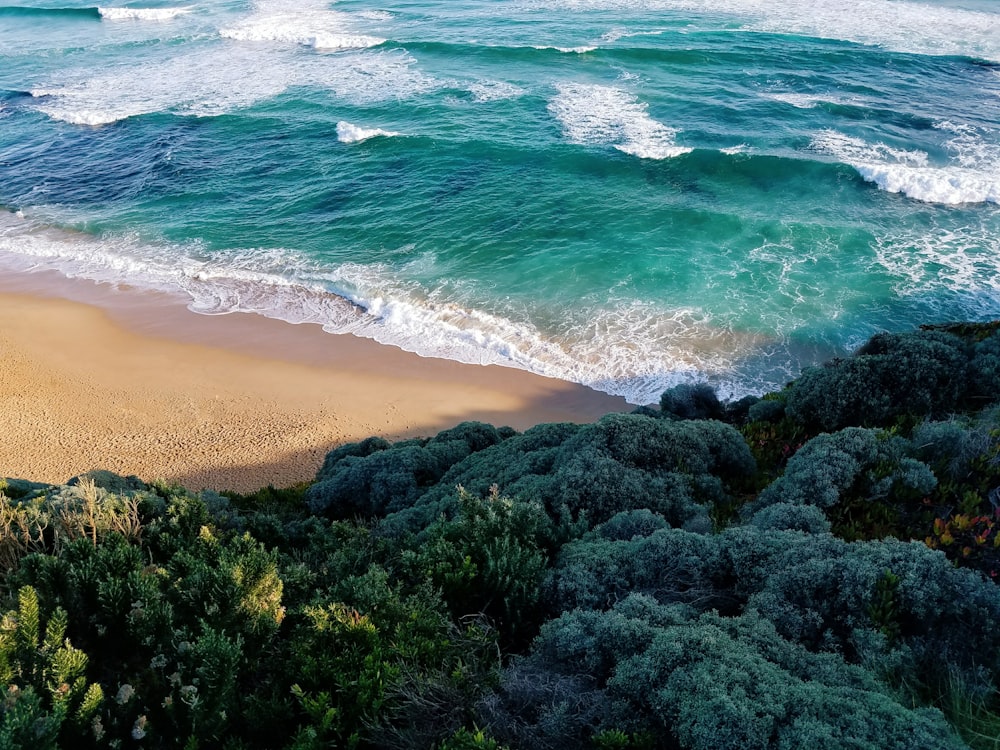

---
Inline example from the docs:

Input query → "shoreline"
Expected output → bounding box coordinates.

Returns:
[1,271,628,492]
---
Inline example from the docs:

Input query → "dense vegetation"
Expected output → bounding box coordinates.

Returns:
[4,322,1000,749]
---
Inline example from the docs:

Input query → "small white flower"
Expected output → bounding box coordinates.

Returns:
[115,684,135,705]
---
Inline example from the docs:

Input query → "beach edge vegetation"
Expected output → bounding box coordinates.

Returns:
[4,322,1000,749]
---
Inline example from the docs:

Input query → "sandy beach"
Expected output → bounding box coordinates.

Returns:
[0,273,628,492]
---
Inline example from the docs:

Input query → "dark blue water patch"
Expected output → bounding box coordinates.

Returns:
[0,114,219,210]
[0,5,100,18]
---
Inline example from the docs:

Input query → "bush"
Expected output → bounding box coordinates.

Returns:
[387,415,756,542]
[750,427,936,514]
[307,423,505,519]
[544,529,729,615]
[404,488,548,641]
[659,384,724,421]
[785,330,969,431]
[609,611,965,750]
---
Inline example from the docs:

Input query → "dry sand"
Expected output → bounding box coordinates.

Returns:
[0,273,628,492]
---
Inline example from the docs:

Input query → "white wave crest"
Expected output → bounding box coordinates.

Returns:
[219,0,384,50]
[526,0,1000,63]
[336,121,400,143]
[220,23,384,50]
[30,41,435,125]
[548,82,691,159]
[812,128,1000,205]
[98,6,191,21]
[29,44,291,125]
[0,210,768,404]
[533,45,597,53]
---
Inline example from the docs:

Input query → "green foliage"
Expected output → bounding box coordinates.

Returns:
[436,726,511,750]
[545,529,730,615]
[591,729,655,749]
[659,383,723,421]
[306,422,505,519]
[390,414,756,543]
[940,672,1000,750]
[608,610,965,750]
[0,479,144,573]
[785,330,970,431]
[0,586,104,748]
[406,487,547,642]
[749,428,936,532]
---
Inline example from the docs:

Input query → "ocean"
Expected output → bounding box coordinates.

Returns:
[1,0,998,404]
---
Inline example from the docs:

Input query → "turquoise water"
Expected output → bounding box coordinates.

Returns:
[1,0,998,402]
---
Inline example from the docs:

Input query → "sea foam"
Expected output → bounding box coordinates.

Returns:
[528,0,1000,63]
[336,121,400,143]
[548,82,691,159]
[30,36,435,125]
[219,0,383,50]
[0,210,765,404]
[97,6,191,21]
[812,128,1000,205]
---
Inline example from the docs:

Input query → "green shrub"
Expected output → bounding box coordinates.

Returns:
[307,423,505,518]
[785,330,969,431]
[750,427,936,515]
[0,586,103,749]
[609,611,965,750]
[404,488,547,641]
[544,529,729,615]
[659,383,723,421]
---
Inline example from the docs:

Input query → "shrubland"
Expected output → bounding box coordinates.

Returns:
[4,323,1000,748]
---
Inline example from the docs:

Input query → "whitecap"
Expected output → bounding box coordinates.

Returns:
[219,0,384,50]
[336,121,400,143]
[548,82,691,159]
[30,39,436,125]
[533,44,597,53]
[525,0,1000,63]
[98,6,191,21]
[762,92,847,109]
[812,128,1000,205]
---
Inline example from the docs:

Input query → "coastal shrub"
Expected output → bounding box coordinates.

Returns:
[720,527,1000,687]
[748,502,831,534]
[392,414,756,541]
[0,586,104,749]
[287,573,498,748]
[658,383,723,421]
[969,330,1000,405]
[749,427,936,515]
[608,611,965,750]
[544,529,729,615]
[314,436,392,480]
[747,397,786,424]
[785,330,969,431]
[307,422,505,519]
[403,487,548,640]
[486,595,966,750]
[0,479,145,572]
[590,510,671,541]
[479,598,688,748]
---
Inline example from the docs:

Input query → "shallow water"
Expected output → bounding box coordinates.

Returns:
[1,0,998,402]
